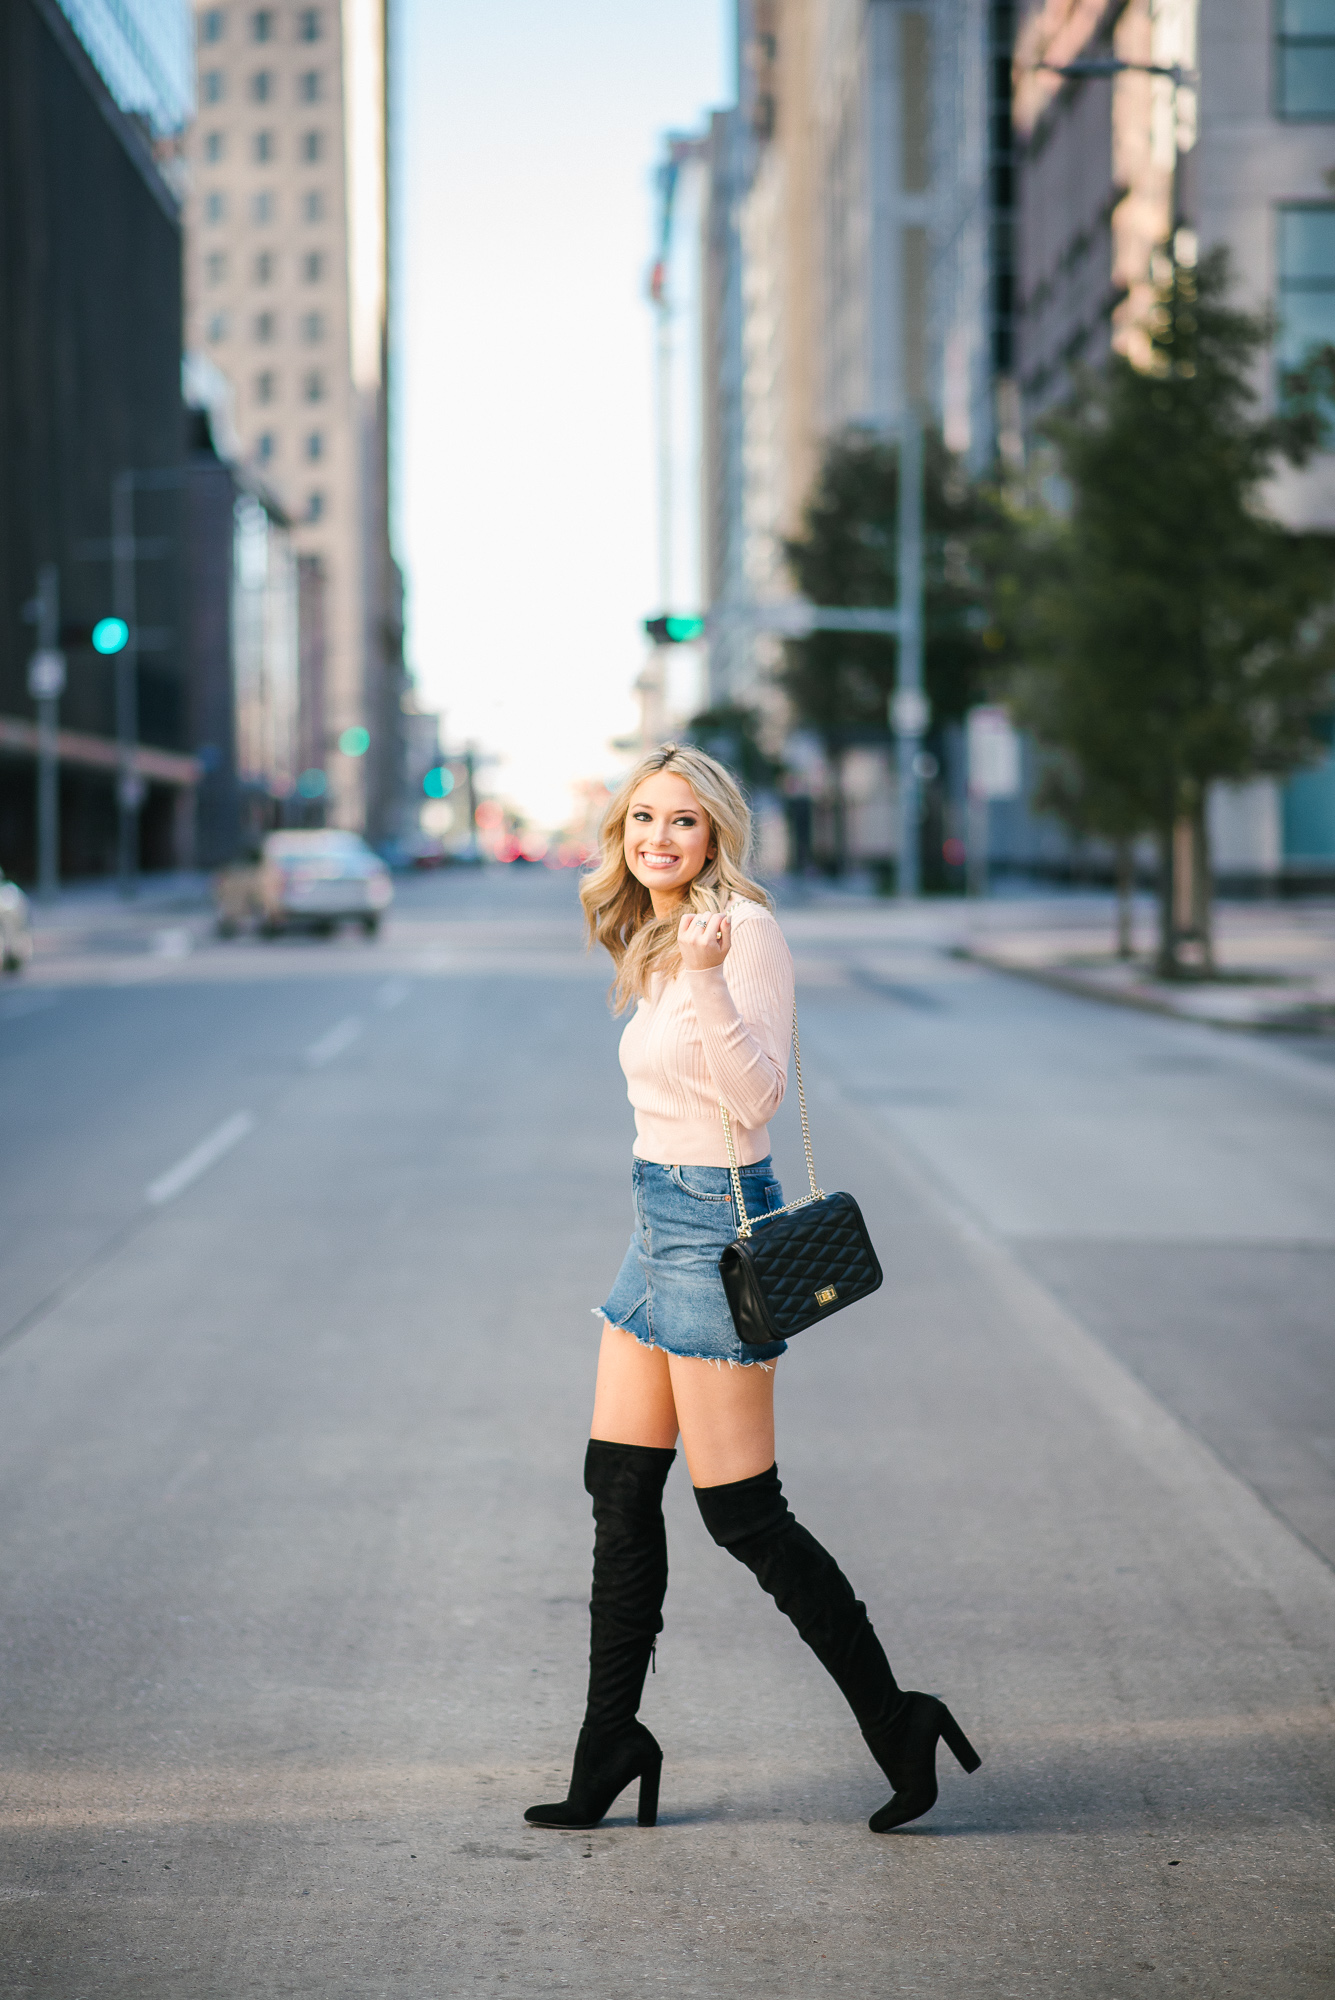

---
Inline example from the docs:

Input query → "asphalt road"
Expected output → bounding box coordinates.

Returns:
[1,869,1332,1998]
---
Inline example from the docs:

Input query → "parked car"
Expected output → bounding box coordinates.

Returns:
[215,830,393,938]
[0,870,32,972]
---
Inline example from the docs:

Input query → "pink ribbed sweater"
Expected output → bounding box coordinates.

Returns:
[618,897,795,1166]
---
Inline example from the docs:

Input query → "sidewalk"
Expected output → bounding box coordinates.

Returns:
[958,894,1335,1033]
[773,875,1335,1033]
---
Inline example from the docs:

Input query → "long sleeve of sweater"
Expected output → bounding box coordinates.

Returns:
[618,898,795,1165]
[682,910,794,1129]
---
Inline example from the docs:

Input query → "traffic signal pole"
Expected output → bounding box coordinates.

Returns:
[28,563,64,899]
[111,471,142,898]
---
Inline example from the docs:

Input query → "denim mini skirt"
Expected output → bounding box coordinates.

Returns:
[597,1156,789,1367]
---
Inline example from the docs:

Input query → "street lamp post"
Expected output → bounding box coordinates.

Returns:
[892,409,927,899]
[1036,56,1198,240]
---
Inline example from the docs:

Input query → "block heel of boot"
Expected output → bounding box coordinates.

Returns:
[525,1721,663,1830]
[938,1704,981,1774]
[637,1751,662,1827]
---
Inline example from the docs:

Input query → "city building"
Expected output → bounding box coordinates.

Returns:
[0,0,197,882]
[182,0,406,841]
[1012,0,1335,884]
[50,0,193,136]
[932,0,1018,470]
[695,1,998,871]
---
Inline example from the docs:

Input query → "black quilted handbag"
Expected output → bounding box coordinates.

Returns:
[717,1006,882,1344]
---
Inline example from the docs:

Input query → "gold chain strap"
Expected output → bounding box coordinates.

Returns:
[720,1002,824,1241]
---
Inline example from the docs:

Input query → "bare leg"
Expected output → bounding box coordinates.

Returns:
[590,1321,680,1449]
[666,1352,775,1488]
[590,1321,777,1486]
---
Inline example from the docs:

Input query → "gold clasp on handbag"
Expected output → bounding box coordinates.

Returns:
[815,1285,838,1306]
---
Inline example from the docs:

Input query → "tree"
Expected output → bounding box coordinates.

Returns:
[998,249,1335,976]
[780,431,998,873]
[683,703,784,793]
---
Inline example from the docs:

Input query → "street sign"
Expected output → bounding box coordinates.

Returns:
[892,687,930,736]
[966,705,1021,798]
[27,650,66,700]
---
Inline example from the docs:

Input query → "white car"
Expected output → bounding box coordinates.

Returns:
[0,870,33,972]
[216,830,393,938]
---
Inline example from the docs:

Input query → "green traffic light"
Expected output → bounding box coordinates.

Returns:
[664,616,705,642]
[339,726,370,757]
[423,766,454,798]
[92,617,130,655]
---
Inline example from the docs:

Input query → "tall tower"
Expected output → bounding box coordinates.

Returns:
[182,0,402,835]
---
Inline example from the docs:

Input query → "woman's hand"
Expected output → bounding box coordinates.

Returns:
[677,908,731,971]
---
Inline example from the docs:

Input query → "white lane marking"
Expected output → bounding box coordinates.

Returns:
[375,979,410,1010]
[151,928,193,958]
[146,1111,255,1206]
[304,1015,364,1067]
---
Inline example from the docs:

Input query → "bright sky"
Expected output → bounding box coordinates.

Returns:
[395,1,730,830]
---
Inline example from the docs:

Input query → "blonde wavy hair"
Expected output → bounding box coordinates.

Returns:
[580,743,771,1012]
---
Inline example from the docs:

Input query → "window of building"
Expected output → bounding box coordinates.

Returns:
[303,188,325,221]
[305,431,323,460]
[251,8,274,40]
[205,190,227,223]
[202,69,224,103]
[1277,1,1335,117]
[257,432,275,461]
[255,250,275,283]
[302,250,324,281]
[1278,206,1335,378]
[306,492,325,521]
[207,311,229,342]
[255,311,276,342]
[297,8,322,40]
[252,189,275,223]
[256,370,276,403]
[201,9,225,43]
[205,251,227,283]
[254,128,275,161]
[301,311,324,343]
[204,129,225,162]
[303,369,325,401]
[251,68,273,101]
[300,129,323,161]
[298,69,321,102]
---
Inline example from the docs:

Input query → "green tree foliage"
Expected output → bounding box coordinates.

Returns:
[995,248,1335,975]
[683,703,784,793]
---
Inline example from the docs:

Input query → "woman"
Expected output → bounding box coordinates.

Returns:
[525,744,979,1835]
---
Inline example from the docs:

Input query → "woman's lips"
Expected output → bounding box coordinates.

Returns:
[639,851,680,869]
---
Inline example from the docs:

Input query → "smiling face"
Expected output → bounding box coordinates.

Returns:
[623,770,716,915]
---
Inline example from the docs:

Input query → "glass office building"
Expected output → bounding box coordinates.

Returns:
[54,0,193,133]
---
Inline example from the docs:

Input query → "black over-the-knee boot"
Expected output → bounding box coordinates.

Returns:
[695,1463,979,1832]
[525,1440,675,1829]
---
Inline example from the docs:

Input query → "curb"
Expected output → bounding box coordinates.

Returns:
[957,947,1334,1037]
